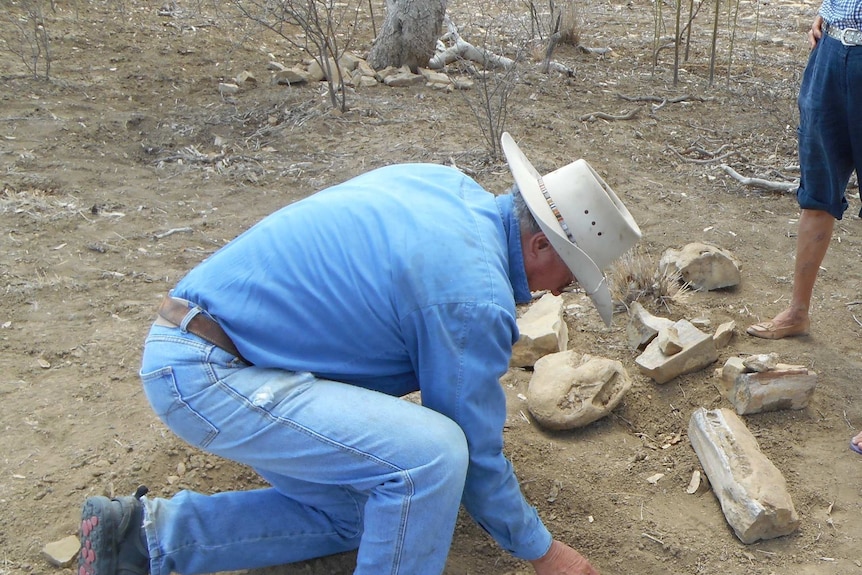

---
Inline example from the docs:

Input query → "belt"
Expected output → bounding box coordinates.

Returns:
[826,24,862,46]
[156,295,250,364]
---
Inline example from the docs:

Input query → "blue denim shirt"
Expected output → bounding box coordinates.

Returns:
[172,163,553,560]
[820,0,862,28]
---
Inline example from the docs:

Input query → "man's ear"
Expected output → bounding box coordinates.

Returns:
[526,232,553,257]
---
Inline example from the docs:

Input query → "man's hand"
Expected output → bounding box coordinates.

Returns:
[808,15,823,49]
[529,540,599,575]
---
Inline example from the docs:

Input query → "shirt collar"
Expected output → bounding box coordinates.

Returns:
[496,194,532,304]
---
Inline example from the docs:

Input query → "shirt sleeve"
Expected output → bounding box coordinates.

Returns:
[400,301,553,561]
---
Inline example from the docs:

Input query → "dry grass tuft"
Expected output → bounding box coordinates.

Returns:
[607,249,690,312]
[0,186,80,221]
[557,2,579,46]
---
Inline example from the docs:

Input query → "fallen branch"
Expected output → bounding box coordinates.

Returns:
[428,14,578,76]
[617,93,711,105]
[154,227,193,240]
[579,108,639,122]
[720,164,797,192]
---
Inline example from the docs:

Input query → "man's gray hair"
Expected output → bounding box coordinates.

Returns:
[510,184,541,236]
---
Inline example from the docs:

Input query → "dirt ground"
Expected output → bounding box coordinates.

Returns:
[2,1,861,574]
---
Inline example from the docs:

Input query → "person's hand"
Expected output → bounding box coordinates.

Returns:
[808,15,823,49]
[529,540,599,575]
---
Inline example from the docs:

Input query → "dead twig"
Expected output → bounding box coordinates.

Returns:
[720,164,798,192]
[667,146,737,164]
[642,532,665,545]
[579,108,639,122]
[154,227,193,240]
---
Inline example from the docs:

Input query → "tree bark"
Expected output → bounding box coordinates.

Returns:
[367,0,446,71]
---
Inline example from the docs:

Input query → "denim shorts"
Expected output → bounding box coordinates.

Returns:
[796,33,862,220]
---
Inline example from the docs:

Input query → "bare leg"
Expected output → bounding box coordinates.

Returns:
[747,208,834,339]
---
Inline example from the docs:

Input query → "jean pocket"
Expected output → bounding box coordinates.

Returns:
[141,366,219,449]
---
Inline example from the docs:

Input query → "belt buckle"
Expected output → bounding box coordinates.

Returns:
[839,27,862,46]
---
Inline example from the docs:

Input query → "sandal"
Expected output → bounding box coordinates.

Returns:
[79,485,150,575]
[746,319,810,340]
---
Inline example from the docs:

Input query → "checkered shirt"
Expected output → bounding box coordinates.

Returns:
[820,0,862,29]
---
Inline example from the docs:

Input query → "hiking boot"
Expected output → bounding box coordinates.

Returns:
[79,485,150,575]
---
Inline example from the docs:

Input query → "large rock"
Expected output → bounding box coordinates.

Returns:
[510,293,567,368]
[626,301,674,350]
[689,408,800,543]
[718,356,817,415]
[527,351,631,430]
[660,242,741,291]
[635,319,718,384]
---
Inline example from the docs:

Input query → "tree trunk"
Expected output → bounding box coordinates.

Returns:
[367,0,446,72]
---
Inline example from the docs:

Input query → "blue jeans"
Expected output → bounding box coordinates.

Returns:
[138,322,469,575]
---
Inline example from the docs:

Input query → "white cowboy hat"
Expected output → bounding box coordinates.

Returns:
[501,132,642,326]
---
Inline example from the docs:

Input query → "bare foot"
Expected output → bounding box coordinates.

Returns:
[747,308,810,340]
[851,432,862,455]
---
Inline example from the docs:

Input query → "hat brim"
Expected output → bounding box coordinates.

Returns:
[501,132,614,326]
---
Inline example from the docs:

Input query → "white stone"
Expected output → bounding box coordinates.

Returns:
[217,82,239,95]
[383,71,425,87]
[729,368,817,415]
[689,408,800,543]
[660,242,741,291]
[272,68,310,85]
[635,319,718,384]
[510,293,567,368]
[626,301,674,350]
[42,535,80,567]
[742,352,779,372]
[657,326,683,355]
[713,320,736,348]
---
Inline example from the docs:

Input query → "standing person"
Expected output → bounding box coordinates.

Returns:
[76,133,641,575]
[746,1,862,452]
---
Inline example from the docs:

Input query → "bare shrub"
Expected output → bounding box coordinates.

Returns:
[2,0,52,79]
[229,0,363,112]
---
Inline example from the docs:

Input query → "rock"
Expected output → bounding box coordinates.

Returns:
[660,242,741,291]
[374,65,403,82]
[626,301,674,350]
[718,356,747,393]
[713,320,735,348]
[307,58,346,84]
[510,293,567,368]
[217,82,239,95]
[689,408,800,543]
[383,70,425,87]
[742,352,778,372]
[527,352,631,430]
[657,326,683,355]
[235,70,256,84]
[42,535,80,567]
[356,59,377,78]
[635,319,718,384]
[354,73,379,88]
[273,68,310,85]
[729,367,817,415]
[419,67,452,86]
[338,52,362,72]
